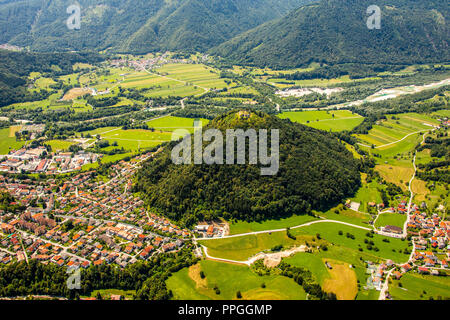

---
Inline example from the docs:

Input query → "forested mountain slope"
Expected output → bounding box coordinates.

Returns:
[212,0,450,68]
[0,0,310,52]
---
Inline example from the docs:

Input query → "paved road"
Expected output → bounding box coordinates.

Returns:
[197,219,371,241]
[358,129,430,149]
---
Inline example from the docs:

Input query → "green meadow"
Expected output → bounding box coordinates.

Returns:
[374,212,407,229]
[228,214,318,235]
[146,116,209,133]
[390,273,450,300]
[0,127,25,154]
[278,110,364,132]
[355,113,438,151]
[285,246,381,300]
[166,260,307,300]
[202,221,411,263]
[45,140,75,152]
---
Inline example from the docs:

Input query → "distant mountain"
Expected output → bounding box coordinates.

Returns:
[0,0,311,53]
[135,110,361,225]
[212,0,450,68]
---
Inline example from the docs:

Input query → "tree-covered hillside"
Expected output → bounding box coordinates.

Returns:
[0,0,311,53]
[0,50,102,107]
[135,110,362,226]
[212,0,450,68]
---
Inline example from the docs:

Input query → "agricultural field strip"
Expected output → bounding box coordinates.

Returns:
[357,129,430,149]
[143,67,210,96]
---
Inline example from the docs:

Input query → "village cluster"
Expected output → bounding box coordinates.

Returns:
[0,151,191,268]
[0,146,100,174]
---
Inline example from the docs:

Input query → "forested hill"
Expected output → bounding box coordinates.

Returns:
[135,110,362,226]
[0,0,311,53]
[212,0,450,68]
[0,50,102,107]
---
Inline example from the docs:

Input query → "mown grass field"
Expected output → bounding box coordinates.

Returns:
[157,64,229,90]
[390,273,450,300]
[79,127,171,152]
[319,207,371,227]
[349,173,384,212]
[146,116,209,133]
[0,127,25,154]
[228,214,318,235]
[285,246,381,300]
[100,129,171,151]
[200,231,321,262]
[201,221,411,263]
[322,260,358,300]
[375,212,407,229]
[45,140,75,152]
[166,260,307,300]
[291,222,410,262]
[278,110,364,132]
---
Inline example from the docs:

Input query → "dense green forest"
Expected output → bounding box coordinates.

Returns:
[212,0,449,68]
[135,110,362,226]
[0,248,197,300]
[0,0,311,53]
[0,50,102,107]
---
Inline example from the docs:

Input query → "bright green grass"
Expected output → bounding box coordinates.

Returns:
[78,127,171,151]
[157,64,228,89]
[167,260,307,300]
[269,75,380,88]
[390,273,450,300]
[375,212,407,229]
[45,140,74,152]
[82,152,134,170]
[202,220,410,262]
[284,252,331,285]
[318,208,371,227]
[291,222,410,262]
[285,246,381,300]
[350,176,384,212]
[278,110,364,132]
[432,110,450,118]
[229,214,318,235]
[146,116,209,133]
[0,127,25,154]
[200,231,318,262]
[88,289,135,300]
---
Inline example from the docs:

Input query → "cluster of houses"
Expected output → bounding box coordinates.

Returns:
[0,151,191,268]
[108,53,192,73]
[194,222,227,238]
[0,146,100,174]
[366,261,392,291]
[407,211,449,273]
